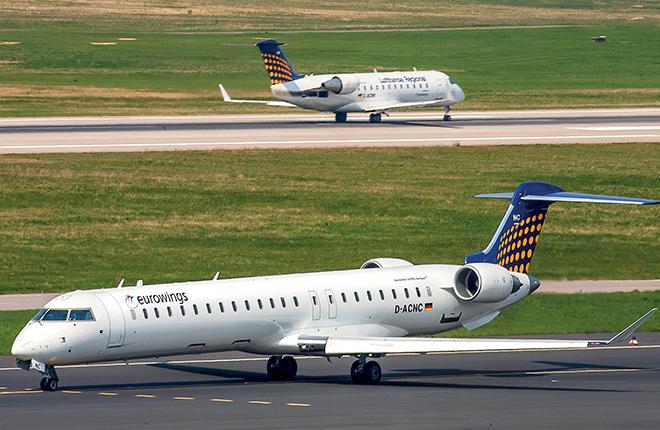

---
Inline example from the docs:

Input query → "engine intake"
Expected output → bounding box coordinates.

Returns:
[454,263,514,303]
[322,75,360,95]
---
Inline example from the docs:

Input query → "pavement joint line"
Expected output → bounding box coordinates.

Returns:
[211,398,234,403]
[286,402,311,407]
[135,394,156,398]
[521,368,645,376]
[2,134,659,150]
[61,390,82,394]
[173,396,195,400]
[98,392,118,396]
[248,400,272,405]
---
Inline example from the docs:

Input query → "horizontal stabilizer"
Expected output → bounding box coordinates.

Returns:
[476,190,659,205]
[218,84,297,108]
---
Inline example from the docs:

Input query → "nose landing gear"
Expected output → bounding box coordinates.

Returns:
[368,113,382,123]
[443,106,452,121]
[39,365,59,392]
[266,355,298,380]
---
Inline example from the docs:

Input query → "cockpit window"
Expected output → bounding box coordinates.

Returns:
[69,309,95,321]
[448,76,456,84]
[32,309,47,321]
[42,309,69,321]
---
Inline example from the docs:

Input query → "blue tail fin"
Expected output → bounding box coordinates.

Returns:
[466,182,658,274]
[255,39,303,85]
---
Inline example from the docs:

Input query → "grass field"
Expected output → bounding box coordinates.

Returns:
[0,143,658,295]
[1,1,659,116]
[2,291,659,354]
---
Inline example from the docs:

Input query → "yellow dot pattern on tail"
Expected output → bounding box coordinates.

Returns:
[496,211,546,273]
[262,53,294,85]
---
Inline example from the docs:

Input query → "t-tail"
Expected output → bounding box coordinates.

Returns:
[255,39,304,85]
[466,181,659,274]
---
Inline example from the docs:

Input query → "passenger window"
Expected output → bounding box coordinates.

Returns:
[426,286,432,297]
[154,308,160,318]
[193,304,199,315]
[180,305,186,316]
[379,290,385,300]
[32,309,47,321]
[130,309,137,320]
[219,302,225,313]
[294,296,299,307]
[69,309,94,321]
[404,288,410,299]
[206,303,212,314]
[245,300,251,311]
[354,292,360,302]
[167,306,173,317]
[258,299,263,309]
[143,308,148,319]
[367,291,372,301]
[328,295,334,304]
[391,289,397,299]
[269,298,275,308]
[43,309,68,321]
[312,296,317,306]
[341,292,347,303]
[281,297,286,308]
[232,301,237,312]
[416,287,421,298]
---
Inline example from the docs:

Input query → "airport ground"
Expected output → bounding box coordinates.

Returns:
[2,335,660,429]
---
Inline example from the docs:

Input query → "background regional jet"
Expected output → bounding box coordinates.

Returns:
[219,39,465,123]
[12,182,658,391]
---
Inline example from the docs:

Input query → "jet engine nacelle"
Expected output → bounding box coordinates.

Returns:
[360,258,414,269]
[453,263,514,303]
[322,75,360,95]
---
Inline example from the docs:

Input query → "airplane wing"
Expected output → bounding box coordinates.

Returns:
[296,308,656,356]
[359,99,444,113]
[218,84,297,108]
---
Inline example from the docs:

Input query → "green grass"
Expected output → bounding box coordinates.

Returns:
[1,1,659,116]
[0,143,658,295]
[2,291,659,355]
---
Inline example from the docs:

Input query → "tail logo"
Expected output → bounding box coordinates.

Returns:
[496,212,546,273]
[262,53,294,85]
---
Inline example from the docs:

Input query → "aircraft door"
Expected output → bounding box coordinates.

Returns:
[325,289,337,319]
[93,292,126,348]
[308,290,321,320]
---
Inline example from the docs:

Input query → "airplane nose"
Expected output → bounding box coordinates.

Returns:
[452,83,465,103]
[11,337,31,359]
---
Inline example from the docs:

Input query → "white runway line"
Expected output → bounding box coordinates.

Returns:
[1,134,658,151]
[567,126,660,131]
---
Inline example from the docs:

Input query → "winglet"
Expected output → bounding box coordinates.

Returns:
[218,84,232,102]
[589,308,657,346]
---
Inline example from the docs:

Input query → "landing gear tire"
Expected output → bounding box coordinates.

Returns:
[40,377,58,392]
[335,112,347,123]
[369,113,382,123]
[350,360,365,384]
[266,355,298,380]
[443,114,451,121]
[364,361,382,384]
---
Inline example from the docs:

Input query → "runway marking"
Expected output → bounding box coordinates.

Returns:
[523,368,644,376]
[98,392,118,396]
[0,390,42,395]
[0,386,7,389]
[568,126,660,131]
[173,396,195,400]
[61,390,82,394]
[286,403,311,407]
[1,134,658,151]
[248,400,272,405]
[135,394,156,398]
[211,398,234,403]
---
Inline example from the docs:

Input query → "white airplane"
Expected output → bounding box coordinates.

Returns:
[218,39,465,123]
[11,182,658,391]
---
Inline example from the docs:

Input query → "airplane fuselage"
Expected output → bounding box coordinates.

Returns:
[12,263,534,366]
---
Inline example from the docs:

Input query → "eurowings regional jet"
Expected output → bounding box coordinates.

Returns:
[12,182,658,391]
[218,39,465,123]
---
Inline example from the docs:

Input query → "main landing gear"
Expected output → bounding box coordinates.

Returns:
[443,106,452,121]
[350,358,382,384]
[335,112,347,123]
[39,365,59,392]
[266,355,298,380]
[369,113,382,123]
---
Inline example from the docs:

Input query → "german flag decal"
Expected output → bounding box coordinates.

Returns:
[424,303,433,311]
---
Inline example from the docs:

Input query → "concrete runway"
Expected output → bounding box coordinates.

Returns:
[2,334,660,429]
[1,108,659,153]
